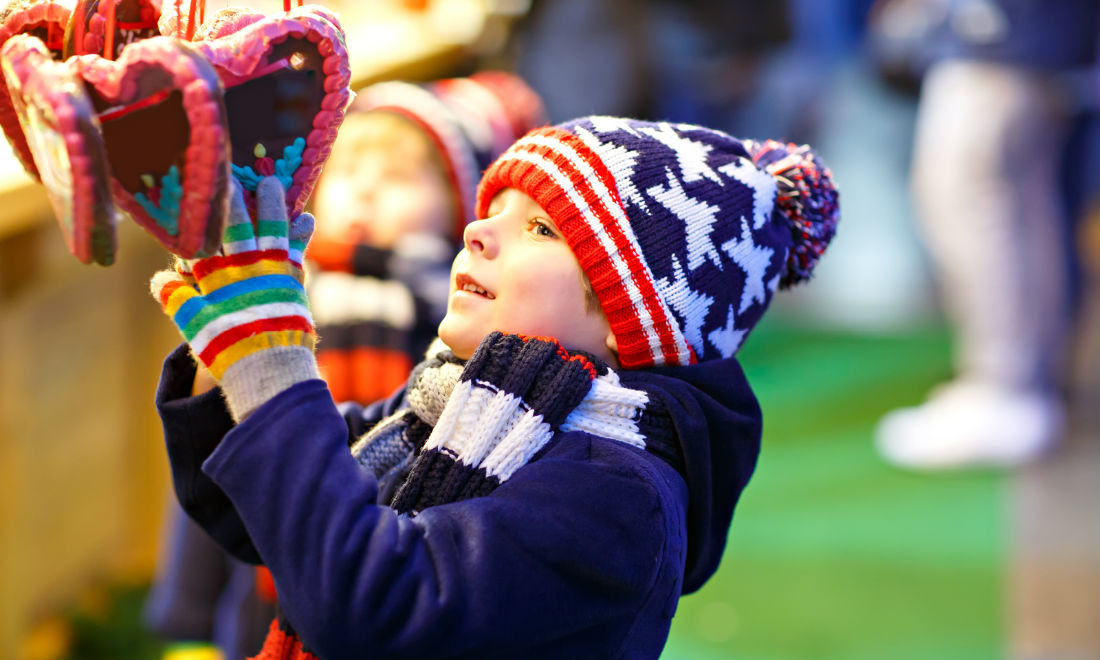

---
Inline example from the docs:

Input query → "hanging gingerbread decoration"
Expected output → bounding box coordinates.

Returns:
[0,0,350,265]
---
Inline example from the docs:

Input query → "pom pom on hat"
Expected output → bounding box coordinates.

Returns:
[477,116,839,368]
[744,139,839,288]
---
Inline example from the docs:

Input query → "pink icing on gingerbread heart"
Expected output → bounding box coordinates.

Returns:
[2,34,117,264]
[0,0,71,179]
[70,35,229,258]
[192,5,350,220]
[187,6,265,41]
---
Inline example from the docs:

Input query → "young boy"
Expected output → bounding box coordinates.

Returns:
[150,117,838,659]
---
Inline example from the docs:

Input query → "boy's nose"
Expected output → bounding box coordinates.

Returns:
[463,217,497,258]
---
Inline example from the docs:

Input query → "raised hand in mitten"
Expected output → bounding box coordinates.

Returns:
[151,176,318,419]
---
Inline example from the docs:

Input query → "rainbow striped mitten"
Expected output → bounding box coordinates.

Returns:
[151,177,318,419]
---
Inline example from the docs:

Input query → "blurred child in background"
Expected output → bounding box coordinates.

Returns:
[143,71,546,660]
[306,71,547,402]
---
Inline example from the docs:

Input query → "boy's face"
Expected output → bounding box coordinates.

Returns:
[311,113,453,249]
[438,188,615,363]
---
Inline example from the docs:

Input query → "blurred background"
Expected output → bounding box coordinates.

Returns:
[0,0,1096,658]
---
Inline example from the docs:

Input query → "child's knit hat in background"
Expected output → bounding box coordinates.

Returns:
[352,71,547,237]
[476,116,839,369]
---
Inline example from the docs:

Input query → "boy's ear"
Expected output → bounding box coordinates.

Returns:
[605,331,618,357]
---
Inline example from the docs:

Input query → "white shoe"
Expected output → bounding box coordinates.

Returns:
[874,380,1065,469]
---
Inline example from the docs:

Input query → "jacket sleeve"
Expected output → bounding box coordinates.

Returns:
[201,379,687,659]
[156,344,263,564]
[155,344,406,564]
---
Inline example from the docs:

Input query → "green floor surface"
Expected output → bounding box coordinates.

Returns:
[661,319,1006,660]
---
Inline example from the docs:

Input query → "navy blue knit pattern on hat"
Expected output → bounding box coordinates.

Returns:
[476,116,839,368]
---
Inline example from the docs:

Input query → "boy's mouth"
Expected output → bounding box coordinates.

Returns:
[455,273,496,300]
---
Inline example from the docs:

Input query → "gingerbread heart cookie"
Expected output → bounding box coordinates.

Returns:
[0,2,348,265]
[193,5,350,220]
[2,34,117,264]
[72,35,229,258]
[0,0,71,178]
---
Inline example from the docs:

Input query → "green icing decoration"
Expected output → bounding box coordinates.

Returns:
[232,137,306,191]
[134,165,182,235]
[231,162,263,190]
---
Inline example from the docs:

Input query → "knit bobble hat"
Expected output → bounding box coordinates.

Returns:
[351,71,547,237]
[476,116,839,369]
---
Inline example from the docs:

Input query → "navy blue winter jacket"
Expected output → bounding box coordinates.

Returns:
[156,343,761,659]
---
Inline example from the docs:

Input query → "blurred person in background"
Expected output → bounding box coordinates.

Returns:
[305,71,547,403]
[874,0,1099,468]
[511,0,792,129]
[144,71,546,660]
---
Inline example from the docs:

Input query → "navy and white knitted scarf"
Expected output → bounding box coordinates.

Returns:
[349,332,677,514]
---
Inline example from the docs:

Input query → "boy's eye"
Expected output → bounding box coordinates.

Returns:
[530,219,558,239]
